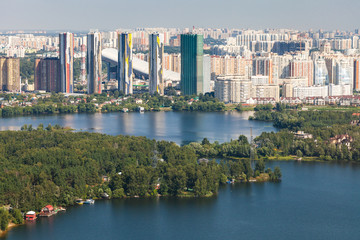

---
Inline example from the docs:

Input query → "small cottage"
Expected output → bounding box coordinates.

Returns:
[25,211,36,221]
[42,205,54,213]
[39,205,54,217]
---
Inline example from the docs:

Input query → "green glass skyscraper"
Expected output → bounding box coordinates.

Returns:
[180,34,204,95]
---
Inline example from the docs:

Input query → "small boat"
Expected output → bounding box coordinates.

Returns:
[83,199,95,204]
[101,193,110,199]
[55,207,66,212]
[75,199,84,205]
[226,179,235,184]
[138,107,145,113]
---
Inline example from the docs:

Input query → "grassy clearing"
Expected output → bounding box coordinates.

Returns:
[305,105,360,112]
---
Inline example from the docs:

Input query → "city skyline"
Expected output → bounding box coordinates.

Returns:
[1,23,360,103]
[1,0,360,31]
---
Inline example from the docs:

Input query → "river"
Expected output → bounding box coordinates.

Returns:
[0,111,276,145]
[2,161,360,240]
[1,112,360,239]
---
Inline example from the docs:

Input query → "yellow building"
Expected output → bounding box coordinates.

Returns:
[0,57,20,91]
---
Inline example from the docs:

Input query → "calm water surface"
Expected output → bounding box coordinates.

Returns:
[0,111,276,145]
[3,161,360,240]
[1,112,359,239]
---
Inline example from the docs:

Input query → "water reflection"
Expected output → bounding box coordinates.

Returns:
[122,113,135,136]
[0,112,277,145]
[148,112,166,139]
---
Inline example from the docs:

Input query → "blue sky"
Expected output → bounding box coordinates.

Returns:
[1,0,359,31]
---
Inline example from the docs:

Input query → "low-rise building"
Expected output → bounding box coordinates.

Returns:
[215,75,279,103]
[328,84,352,96]
[215,75,251,103]
[329,134,353,149]
[294,131,313,139]
[280,97,302,105]
[293,85,328,99]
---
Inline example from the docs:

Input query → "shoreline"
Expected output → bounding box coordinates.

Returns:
[0,176,275,237]
[228,155,360,165]
[0,223,18,238]
[2,154,354,237]
[0,105,254,119]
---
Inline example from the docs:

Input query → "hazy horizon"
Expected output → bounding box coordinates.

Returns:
[0,0,359,32]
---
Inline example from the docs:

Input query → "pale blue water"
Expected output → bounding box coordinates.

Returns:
[1,112,359,239]
[0,111,276,145]
[3,161,360,240]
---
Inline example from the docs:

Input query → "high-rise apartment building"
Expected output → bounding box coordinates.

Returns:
[272,54,292,79]
[289,58,314,86]
[149,33,164,95]
[0,58,6,90]
[180,34,204,95]
[34,58,61,92]
[325,56,341,85]
[59,32,74,93]
[118,33,133,95]
[252,57,274,84]
[87,32,102,94]
[335,59,353,87]
[320,42,332,54]
[325,56,354,88]
[80,44,86,85]
[163,53,181,73]
[211,55,252,77]
[203,55,211,93]
[0,57,20,92]
[314,58,329,85]
[354,59,360,91]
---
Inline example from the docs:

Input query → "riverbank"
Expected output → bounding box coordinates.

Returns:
[0,174,275,237]
[0,129,282,226]
[0,223,18,238]
[228,155,360,165]
[0,103,254,119]
[5,161,360,240]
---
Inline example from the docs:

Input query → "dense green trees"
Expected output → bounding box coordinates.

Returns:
[250,106,360,162]
[20,58,35,83]
[0,208,23,231]
[0,209,10,231]
[252,105,356,131]
[0,92,228,118]
[170,94,225,112]
[0,103,98,117]
[0,128,280,219]
[235,104,243,112]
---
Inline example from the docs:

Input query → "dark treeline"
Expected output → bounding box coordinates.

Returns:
[254,130,360,162]
[0,103,97,118]
[102,93,226,112]
[0,127,281,230]
[251,103,356,130]
[0,92,226,118]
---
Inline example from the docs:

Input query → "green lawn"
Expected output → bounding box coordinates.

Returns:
[304,105,360,112]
